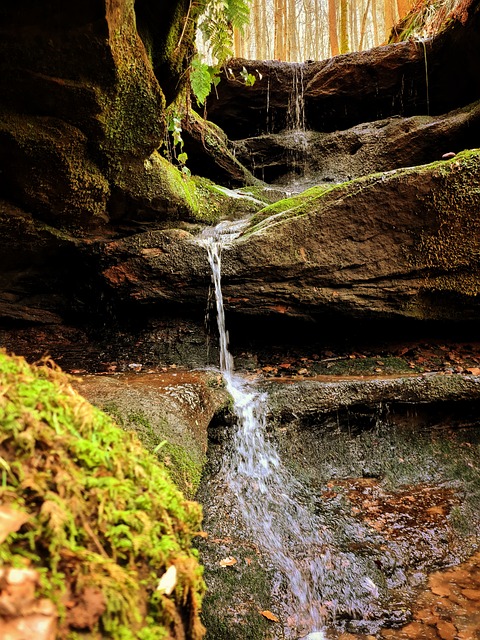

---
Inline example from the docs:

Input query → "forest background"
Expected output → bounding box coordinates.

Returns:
[196,0,461,63]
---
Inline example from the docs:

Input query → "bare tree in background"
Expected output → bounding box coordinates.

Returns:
[196,0,416,62]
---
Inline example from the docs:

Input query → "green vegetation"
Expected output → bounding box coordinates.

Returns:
[415,149,480,296]
[389,0,468,43]
[198,546,273,640]
[101,404,203,499]
[0,350,205,639]
[192,0,252,105]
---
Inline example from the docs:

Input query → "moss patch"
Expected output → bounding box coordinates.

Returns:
[0,112,110,227]
[0,350,205,639]
[244,151,480,238]
[101,404,203,499]
[414,149,480,296]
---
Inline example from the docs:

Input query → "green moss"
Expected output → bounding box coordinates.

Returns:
[244,151,480,239]
[412,149,480,296]
[310,356,422,376]
[0,350,205,639]
[0,111,110,226]
[198,546,273,640]
[101,404,203,499]
[96,5,166,170]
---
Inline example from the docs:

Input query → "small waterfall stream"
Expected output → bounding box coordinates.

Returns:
[200,222,383,639]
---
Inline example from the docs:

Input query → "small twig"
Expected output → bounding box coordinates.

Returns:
[175,0,193,55]
[81,516,109,559]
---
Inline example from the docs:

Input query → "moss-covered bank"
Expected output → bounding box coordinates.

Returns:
[0,350,205,639]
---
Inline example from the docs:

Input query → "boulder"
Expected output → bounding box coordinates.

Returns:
[181,110,262,187]
[205,0,480,138]
[232,101,480,184]
[0,1,200,227]
[75,370,228,497]
[90,150,480,327]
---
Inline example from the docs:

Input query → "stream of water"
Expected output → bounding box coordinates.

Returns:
[200,222,385,639]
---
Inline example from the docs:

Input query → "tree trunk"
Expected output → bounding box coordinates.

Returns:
[328,0,339,56]
[372,0,379,45]
[396,0,412,20]
[384,0,396,41]
[274,0,286,59]
[340,0,349,53]
[253,0,264,59]
[359,0,373,49]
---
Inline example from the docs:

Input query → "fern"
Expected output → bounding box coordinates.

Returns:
[190,57,215,106]
[192,0,252,105]
[199,0,251,61]
[226,0,251,31]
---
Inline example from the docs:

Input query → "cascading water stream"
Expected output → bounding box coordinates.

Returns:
[287,62,306,132]
[200,222,383,639]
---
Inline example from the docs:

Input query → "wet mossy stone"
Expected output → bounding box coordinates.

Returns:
[0,350,205,639]
[0,112,110,227]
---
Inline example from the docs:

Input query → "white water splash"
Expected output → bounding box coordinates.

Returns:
[200,221,381,638]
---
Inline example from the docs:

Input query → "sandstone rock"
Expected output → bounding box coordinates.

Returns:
[181,110,262,187]
[264,373,480,426]
[233,101,480,184]
[75,370,228,496]
[0,1,197,227]
[91,150,480,326]
[0,113,110,226]
[206,0,480,138]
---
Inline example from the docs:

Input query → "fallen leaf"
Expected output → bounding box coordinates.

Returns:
[0,506,29,543]
[259,610,279,622]
[467,367,480,375]
[245,557,252,565]
[431,583,452,597]
[461,588,480,600]
[436,619,457,640]
[156,565,177,595]
[219,556,237,567]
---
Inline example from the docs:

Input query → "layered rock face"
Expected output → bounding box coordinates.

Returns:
[0,0,207,327]
[202,0,480,189]
[205,0,480,139]
[1,0,480,354]
[91,150,480,327]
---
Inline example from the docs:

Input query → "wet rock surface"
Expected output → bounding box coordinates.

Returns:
[199,375,480,639]
[74,369,228,496]
[233,101,480,185]
[75,151,480,329]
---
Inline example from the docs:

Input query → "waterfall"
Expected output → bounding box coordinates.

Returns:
[287,63,306,132]
[200,222,382,639]
[283,63,309,191]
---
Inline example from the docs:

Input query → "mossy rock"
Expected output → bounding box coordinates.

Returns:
[112,151,254,224]
[0,350,205,639]
[0,112,110,227]
[74,372,228,499]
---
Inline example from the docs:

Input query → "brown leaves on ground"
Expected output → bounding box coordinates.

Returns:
[259,609,279,622]
[0,506,29,543]
[255,340,480,379]
[219,556,237,567]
